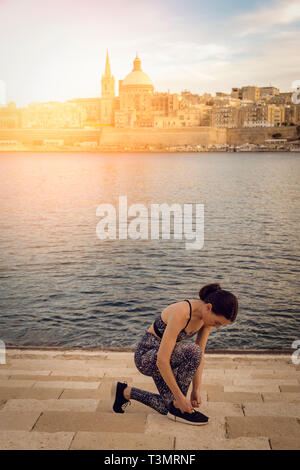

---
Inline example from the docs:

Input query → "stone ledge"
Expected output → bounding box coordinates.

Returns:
[33,411,146,434]
[0,431,74,450]
[226,416,300,440]
[175,436,271,450]
[0,349,298,450]
[1,398,100,412]
[70,431,174,450]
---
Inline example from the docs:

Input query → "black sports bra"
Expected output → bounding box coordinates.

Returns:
[153,299,199,342]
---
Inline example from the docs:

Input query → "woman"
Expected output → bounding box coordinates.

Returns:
[111,283,238,426]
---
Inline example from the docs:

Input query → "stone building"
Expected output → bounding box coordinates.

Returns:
[21,101,87,129]
[259,86,280,98]
[231,88,243,100]
[67,98,101,127]
[151,92,179,116]
[267,92,292,105]
[241,103,284,127]
[211,106,241,128]
[117,54,154,127]
[241,86,261,102]
[0,102,22,128]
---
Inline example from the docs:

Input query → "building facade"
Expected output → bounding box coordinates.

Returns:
[116,54,154,127]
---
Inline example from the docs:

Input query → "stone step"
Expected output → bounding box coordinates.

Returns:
[0,387,63,400]
[2,359,108,370]
[0,431,74,450]
[33,381,101,390]
[8,374,105,382]
[226,416,300,440]
[270,437,300,450]
[97,398,150,415]
[70,431,174,450]
[243,402,300,418]
[192,402,244,419]
[232,378,299,386]
[59,388,104,399]
[33,411,146,433]
[208,391,263,403]
[262,393,300,403]
[280,385,300,393]
[175,436,271,450]
[0,380,36,388]
[224,384,280,392]
[0,412,41,431]
[145,413,227,441]
[1,399,100,413]
[0,370,51,376]
[1,350,298,450]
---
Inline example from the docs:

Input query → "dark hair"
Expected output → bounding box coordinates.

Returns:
[199,283,238,322]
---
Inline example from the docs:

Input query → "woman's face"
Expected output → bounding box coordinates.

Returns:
[203,303,232,329]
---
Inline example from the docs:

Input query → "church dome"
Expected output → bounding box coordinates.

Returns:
[122,54,154,87]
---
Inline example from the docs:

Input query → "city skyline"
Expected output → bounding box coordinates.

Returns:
[1,0,300,106]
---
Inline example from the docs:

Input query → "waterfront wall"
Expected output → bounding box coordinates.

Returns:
[0,129,101,145]
[227,126,298,145]
[99,127,227,147]
[0,126,298,148]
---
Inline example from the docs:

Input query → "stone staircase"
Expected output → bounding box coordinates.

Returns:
[0,349,299,450]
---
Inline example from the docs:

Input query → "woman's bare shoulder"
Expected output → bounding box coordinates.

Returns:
[161,300,190,324]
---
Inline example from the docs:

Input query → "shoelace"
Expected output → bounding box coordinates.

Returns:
[121,400,131,410]
[120,381,130,411]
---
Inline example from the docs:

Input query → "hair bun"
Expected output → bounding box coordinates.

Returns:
[199,283,222,301]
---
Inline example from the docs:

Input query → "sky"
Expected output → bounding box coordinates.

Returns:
[0,0,300,106]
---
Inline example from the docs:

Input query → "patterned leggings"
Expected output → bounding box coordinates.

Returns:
[130,332,202,415]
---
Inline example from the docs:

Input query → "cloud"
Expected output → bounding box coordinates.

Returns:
[1,0,299,104]
[158,41,234,63]
[235,0,300,37]
[153,26,300,95]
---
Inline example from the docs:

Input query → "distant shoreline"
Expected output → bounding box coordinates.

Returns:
[0,148,298,154]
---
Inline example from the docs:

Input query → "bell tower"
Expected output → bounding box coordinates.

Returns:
[101,50,115,98]
[101,50,115,124]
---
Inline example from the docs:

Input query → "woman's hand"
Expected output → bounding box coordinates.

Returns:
[190,389,202,408]
[174,395,194,414]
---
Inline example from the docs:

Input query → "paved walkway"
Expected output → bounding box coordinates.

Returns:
[0,349,299,450]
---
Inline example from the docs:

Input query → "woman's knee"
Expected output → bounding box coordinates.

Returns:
[134,348,158,376]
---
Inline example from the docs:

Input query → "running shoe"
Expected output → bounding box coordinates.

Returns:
[111,381,131,413]
[167,401,209,425]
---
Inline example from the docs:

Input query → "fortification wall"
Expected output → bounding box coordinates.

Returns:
[0,126,298,148]
[227,126,298,145]
[99,127,227,146]
[0,129,101,145]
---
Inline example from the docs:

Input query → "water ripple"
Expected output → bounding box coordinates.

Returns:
[0,151,299,350]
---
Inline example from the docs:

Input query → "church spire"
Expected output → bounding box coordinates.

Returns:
[105,49,111,77]
[101,49,115,99]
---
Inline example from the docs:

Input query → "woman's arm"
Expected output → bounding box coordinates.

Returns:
[156,303,193,412]
[192,326,213,390]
